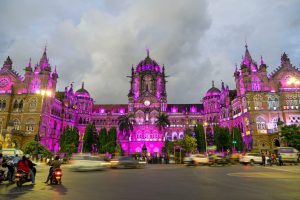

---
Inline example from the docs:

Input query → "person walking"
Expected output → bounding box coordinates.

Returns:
[278,154,283,166]
[262,153,266,166]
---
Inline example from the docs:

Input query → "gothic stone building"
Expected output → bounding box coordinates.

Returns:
[0,45,299,154]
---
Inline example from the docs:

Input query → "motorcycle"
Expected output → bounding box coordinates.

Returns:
[50,168,62,185]
[15,169,32,187]
[0,169,8,183]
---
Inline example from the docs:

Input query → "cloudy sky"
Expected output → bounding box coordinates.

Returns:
[0,0,300,104]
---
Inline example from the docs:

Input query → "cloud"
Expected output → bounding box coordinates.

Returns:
[0,0,299,104]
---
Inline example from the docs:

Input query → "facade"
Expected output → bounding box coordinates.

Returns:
[0,45,299,154]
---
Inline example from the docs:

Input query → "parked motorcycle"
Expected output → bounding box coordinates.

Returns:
[0,169,8,183]
[50,168,62,185]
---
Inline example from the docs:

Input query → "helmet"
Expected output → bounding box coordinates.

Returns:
[54,155,60,160]
[25,154,30,159]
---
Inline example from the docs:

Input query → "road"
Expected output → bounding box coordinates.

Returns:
[0,163,300,200]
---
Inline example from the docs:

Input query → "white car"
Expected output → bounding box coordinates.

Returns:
[183,154,209,165]
[274,147,299,163]
[69,155,110,172]
[239,153,262,165]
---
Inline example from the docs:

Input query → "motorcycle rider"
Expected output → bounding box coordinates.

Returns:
[26,154,36,184]
[17,156,31,182]
[44,155,61,184]
[5,157,15,183]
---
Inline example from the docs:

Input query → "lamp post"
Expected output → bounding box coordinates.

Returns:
[203,122,208,155]
[35,89,52,160]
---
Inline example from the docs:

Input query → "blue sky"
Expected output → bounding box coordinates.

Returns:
[0,0,300,103]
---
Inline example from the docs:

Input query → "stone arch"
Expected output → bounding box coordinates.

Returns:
[273,138,280,147]
[172,132,178,141]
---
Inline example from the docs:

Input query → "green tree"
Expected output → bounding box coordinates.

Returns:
[118,113,135,153]
[83,124,97,153]
[232,127,244,151]
[59,127,80,155]
[23,141,53,158]
[214,125,231,152]
[179,134,197,154]
[98,128,108,153]
[155,112,170,131]
[194,124,206,153]
[115,142,123,156]
[162,140,174,154]
[107,127,117,153]
[281,125,300,150]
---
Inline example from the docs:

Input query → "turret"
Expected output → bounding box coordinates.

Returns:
[2,56,13,70]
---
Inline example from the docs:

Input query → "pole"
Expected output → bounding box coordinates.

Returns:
[204,126,208,155]
[35,94,44,161]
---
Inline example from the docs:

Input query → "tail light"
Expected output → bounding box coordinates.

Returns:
[55,171,62,176]
[16,173,20,177]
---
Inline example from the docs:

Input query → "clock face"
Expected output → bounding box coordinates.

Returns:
[144,100,151,106]
[0,78,9,88]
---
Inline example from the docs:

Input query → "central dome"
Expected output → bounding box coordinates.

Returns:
[205,81,221,96]
[135,49,161,73]
[75,82,90,98]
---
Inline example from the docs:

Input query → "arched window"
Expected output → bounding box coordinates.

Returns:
[256,116,266,131]
[13,119,20,130]
[254,95,263,110]
[29,98,37,111]
[19,100,23,109]
[13,100,18,110]
[25,119,35,132]
[251,76,261,91]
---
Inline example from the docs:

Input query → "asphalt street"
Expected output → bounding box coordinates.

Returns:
[0,163,299,200]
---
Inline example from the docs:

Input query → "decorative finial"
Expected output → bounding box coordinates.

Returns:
[146,48,150,57]
[260,55,264,65]
[82,82,84,89]
[212,80,215,87]
[54,65,57,73]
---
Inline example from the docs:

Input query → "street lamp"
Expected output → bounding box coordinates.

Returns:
[203,121,208,155]
[35,89,52,160]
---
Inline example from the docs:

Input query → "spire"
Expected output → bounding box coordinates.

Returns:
[39,44,50,70]
[212,80,215,87]
[243,43,252,66]
[281,52,291,66]
[260,55,264,65]
[3,56,13,69]
[146,48,150,57]
[82,82,84,89]
[28,58,32,68]
[221,80,225,90]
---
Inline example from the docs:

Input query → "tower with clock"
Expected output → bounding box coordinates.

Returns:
[125,50,168,154]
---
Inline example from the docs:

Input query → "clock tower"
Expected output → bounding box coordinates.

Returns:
[125,50,167,154]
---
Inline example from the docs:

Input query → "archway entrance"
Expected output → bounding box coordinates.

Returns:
[274,139,280,147]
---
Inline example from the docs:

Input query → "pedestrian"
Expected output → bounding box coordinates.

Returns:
[278,154,283,166]
[268,153,272,166]
[262,153,266,166]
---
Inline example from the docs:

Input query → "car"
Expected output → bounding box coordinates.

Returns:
[69,155,110,172]
[274,147,299,163]
[239,153,262,165]
[209,155,230,166]
[183,154,209,166]
[110,156,142,169]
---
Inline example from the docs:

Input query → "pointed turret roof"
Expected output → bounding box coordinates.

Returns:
[39,45,50,70]
[242,43,253,66]
[3,56,13,69]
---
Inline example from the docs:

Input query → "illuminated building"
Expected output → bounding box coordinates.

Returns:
[0,45,299,153]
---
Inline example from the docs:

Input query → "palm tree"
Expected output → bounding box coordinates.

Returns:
[155,112,170,132]
[117,113,135,155]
